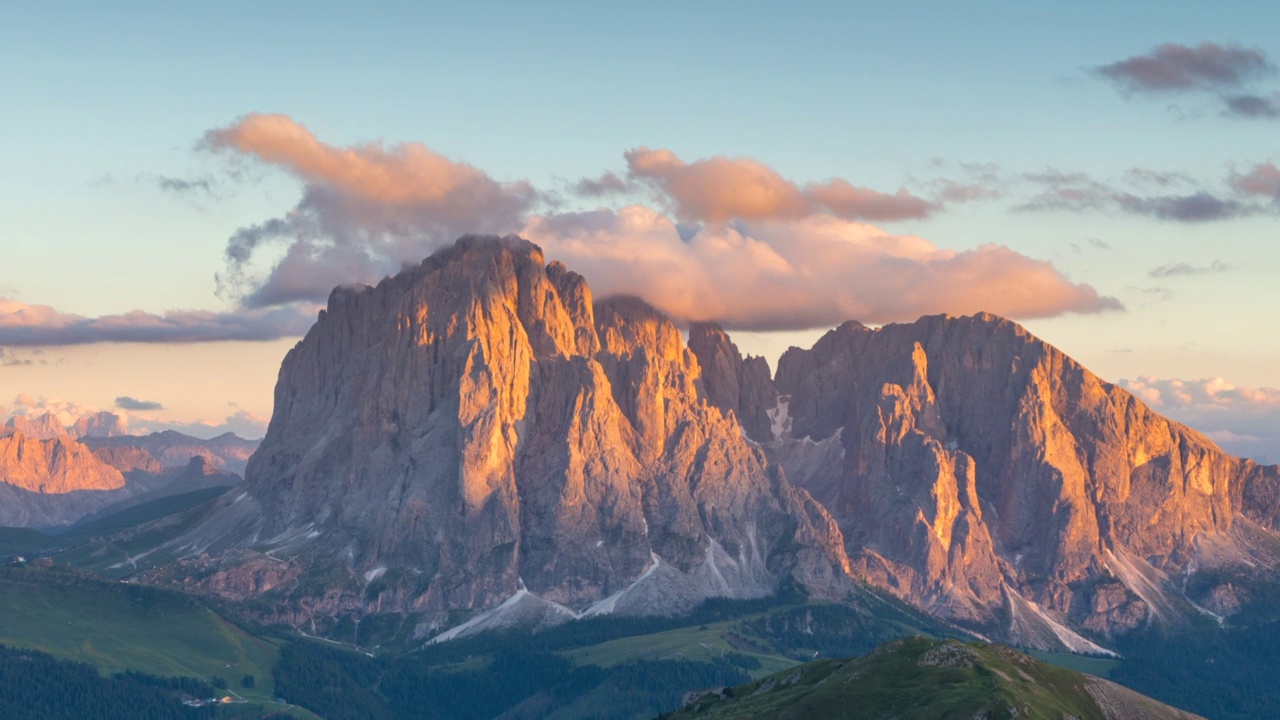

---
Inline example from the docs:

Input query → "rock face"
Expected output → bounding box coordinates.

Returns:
[0,432,135,527]
[164,236,851,628]
[0,432,125,494]
[4,413,67,441]
[690,314,1280,645]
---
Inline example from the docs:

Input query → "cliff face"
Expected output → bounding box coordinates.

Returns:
[166,236,851,627]
[0,432,125,494]
[690,314,1280,644]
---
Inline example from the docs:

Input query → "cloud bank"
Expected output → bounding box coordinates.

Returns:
[0,298,315,346]
[187,114,1118,332]
[523,207,1119,329]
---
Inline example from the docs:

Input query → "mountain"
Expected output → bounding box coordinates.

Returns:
[3,410,128,440]
[4,412,67,441]
[69,411,127,439]
[144,235,853,634]
[0,432,124,495]
[663,636,1203,719]
[83,431,258,474]
[105,235,1280,656]
[689,315,1280,647]
[0,426,245,529]
[0,431,134,527]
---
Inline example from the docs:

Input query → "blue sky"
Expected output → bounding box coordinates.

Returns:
[2,1,1278,459]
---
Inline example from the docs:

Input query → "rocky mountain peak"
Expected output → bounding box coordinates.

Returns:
[161,235,852,634]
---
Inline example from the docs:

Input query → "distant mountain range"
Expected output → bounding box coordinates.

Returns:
[111,236,1278,656]
[0,417,256,528]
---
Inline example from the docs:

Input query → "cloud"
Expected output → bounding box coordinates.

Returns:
[1121,376,1280,462]
[1223,93,1280,118]
[135,404,269,440]
[187,115,1116,332]
[154,174,217,196]
[1019,170,1260,222]
[6,395,105,431]
[1148,260,1228,278]
[204,113,540,307]
[0,348,32,367]
[624,147,938,223]
[0,298,316,346]
[1095,42,1273,93]
[1233,161,1280,199]
[115,396,164,411]
[521,206,1120,330]
[573,171,634,197]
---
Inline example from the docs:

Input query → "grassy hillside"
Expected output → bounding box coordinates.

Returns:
[663,636,1201,720]
[0,564,315,718]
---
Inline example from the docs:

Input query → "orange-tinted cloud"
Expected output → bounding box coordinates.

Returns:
[205,114,539,307]
[624,147,937,223]
[522,207,1120,330]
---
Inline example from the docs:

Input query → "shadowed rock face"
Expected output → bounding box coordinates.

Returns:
[168,236,852,624]
[690,315,1280,643]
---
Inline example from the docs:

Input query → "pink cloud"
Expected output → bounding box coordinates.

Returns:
[1233,161,1280,198]
[204,114,539,307]
[522,207,1120,330]
[624,147,937,223]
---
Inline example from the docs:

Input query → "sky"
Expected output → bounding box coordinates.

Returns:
[1,1,1278,460]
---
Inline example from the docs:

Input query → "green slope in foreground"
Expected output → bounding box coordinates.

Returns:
[0,564,316,718]
[664,636,1203,720]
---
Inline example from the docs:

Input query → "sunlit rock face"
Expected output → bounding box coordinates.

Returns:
[691,314,1280,643]
[0,432,125,494]
[168,235,853,624]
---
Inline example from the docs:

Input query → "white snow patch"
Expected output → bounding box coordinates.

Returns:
[233,492,248,504]
[767,396,792,441]
[364,567,387,583]
[595,540,603,548]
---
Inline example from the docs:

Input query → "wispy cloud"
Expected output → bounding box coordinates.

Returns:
[572,171,635,197]
[1148,260,1228,278]
[1018,168,1268,222]
[0,298,315,346]
[1094,42,1280,120]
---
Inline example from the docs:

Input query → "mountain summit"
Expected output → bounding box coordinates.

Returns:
[165,236,852,635]
[146,235,1279,650]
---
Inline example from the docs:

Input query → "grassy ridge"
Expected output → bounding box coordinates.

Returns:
[664,637,1178,720]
